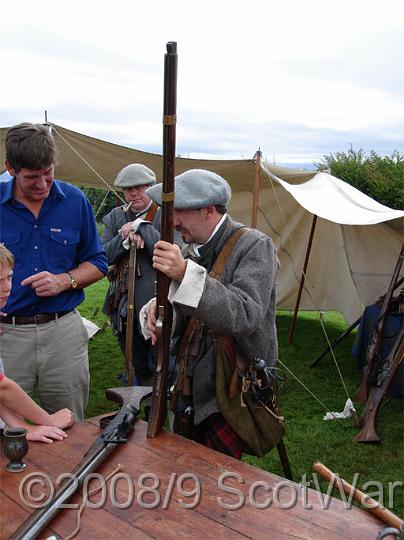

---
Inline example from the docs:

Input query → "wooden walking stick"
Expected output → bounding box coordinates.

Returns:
[124,241,137,385]
[313,462,404,532]
[147,41,178,438]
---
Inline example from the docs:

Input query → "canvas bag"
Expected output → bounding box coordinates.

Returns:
[210,227,286,457]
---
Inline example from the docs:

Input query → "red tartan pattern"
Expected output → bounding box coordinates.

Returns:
[202,412,243,459]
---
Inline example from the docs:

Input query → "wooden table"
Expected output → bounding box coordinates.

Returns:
[1,417,384,539]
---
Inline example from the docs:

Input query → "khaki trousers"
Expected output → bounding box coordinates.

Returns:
[0,310,89,421]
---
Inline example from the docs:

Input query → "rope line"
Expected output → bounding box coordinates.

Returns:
[62,464,123,540]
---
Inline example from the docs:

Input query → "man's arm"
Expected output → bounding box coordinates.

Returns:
[153,233,277,338]
[20,262,105,297]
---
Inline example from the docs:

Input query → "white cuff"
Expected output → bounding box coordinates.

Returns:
[168,259,207,308]
[139,299,155,340]
[131,218,150,233]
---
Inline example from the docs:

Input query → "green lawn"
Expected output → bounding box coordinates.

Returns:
[80,278,403,518]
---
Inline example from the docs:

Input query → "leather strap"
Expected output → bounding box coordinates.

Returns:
[145,202,158,222]
[1,310,73,325]
[173,226,250,398]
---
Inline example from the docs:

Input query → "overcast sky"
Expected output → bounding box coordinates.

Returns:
[1,0,403,167]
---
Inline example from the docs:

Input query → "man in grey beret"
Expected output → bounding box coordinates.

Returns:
[142,169,279,459]
[101,164,162,390]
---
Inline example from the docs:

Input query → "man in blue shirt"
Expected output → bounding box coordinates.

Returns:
[0,122,108,420]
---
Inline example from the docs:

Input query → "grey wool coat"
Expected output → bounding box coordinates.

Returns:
[172,216,280,424]
[101,205,161,330]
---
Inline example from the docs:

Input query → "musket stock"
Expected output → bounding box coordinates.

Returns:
[354,327,403,443]
[147,41,178,438]
[10,386,152,540]
[355,243,404,403]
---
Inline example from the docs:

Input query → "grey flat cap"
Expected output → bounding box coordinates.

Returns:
[146,169,231,209]
[114,164,156,188]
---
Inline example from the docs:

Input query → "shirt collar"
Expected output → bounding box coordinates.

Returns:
[0,177,65,204]
[192,213,228,257]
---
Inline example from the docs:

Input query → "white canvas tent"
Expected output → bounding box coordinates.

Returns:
[1,124,402,324]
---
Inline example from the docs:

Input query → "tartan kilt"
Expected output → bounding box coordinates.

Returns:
[202,412,243,459]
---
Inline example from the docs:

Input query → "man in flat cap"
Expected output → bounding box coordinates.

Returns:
[101,164,179,389]
[142,169,279,459]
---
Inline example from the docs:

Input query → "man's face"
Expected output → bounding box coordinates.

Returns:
[11,165,54,203]
[0,264,13,309]
[174,209,210,244]
[123,185,151,212]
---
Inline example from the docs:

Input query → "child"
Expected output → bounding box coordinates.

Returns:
[0,244,74,443]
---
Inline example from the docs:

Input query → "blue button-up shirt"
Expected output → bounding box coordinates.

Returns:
[0,178,108,316]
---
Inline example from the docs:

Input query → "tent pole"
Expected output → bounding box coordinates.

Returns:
[288,214,318,344]
[251,148,262,228]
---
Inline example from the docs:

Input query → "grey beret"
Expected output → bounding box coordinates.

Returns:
[146,169,231,209]
[114,164,156,188]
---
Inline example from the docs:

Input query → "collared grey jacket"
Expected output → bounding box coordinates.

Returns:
[101,205,161,330]
[171,216,279,424]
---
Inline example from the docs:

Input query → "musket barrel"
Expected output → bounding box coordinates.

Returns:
[147,41,178,438]
[10,387,151,540]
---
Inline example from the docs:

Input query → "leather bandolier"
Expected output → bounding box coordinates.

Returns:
[170,227,248,410]
[107,203,158,314]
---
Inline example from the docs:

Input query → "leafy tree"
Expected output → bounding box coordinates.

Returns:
[81,187,123,223]
[316,146,403,210]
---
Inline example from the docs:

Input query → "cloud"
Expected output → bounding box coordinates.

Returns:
[1,0,403,165]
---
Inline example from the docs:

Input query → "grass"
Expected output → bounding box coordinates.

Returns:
[79,278,404,518]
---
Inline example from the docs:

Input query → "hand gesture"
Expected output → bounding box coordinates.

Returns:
[21,271,69,297]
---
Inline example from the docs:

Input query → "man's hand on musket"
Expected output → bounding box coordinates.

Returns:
[152,240,186,282]
[21,271,70,296]
[128,231,145,249]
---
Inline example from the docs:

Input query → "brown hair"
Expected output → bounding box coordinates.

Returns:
[0,244,14,269]
[6,123,57,172]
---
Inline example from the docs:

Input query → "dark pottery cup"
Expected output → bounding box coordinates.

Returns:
[3,427,29,472]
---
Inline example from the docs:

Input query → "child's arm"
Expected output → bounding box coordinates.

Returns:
[0,405,69,443]
[0,376,74,429]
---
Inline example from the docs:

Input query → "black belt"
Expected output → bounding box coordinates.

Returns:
[0,310,73,325]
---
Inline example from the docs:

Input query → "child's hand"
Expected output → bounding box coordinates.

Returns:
[48,408,74,429]
[26,425,68,444]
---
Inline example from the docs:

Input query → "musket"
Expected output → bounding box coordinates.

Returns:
[312,462,404,535]
[11,386,152,540]
[124,241,137,385]
[353,326,403,443]
[309,276,404,368]
[147,41,178,438]
[355,242,404,403]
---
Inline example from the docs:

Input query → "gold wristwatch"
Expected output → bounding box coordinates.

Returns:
[67,271,78,289]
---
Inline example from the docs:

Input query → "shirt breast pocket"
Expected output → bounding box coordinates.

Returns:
[48,230,80,270]
[0,231,22,268]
